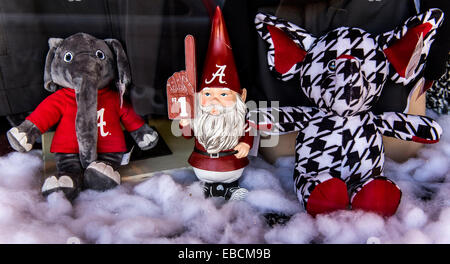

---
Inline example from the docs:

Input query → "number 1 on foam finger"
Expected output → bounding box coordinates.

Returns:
[177,97,188,117]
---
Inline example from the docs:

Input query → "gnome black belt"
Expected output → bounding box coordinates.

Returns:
[194,148,238,158]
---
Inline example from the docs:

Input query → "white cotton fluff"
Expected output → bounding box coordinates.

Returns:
[315,210,385,244]
[0,114,448,243]
[264,213,317,243]
[273,156,297,193]
[401,229,432,244]
[245,189,300,215]
[399,205,428,229]
[240,168,285,193]
[424,207,450,244]
[0,151,42,190]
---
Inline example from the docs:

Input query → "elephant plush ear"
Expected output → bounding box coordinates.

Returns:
[377,8,444,85]
[255,13,316,81]
[105,38,131,107]
[44,38,63,92]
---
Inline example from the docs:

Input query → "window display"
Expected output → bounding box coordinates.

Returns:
[0,0,448,246]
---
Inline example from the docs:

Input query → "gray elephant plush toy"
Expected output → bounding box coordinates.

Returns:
[6,33,159,201]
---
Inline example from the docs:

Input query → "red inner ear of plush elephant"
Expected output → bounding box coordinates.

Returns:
[267,25,307,74]
[383,23,432,78]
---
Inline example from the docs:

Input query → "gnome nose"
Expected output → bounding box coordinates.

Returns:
[203,95,221,107]
[209,103,221,115]
[210,95,221,104]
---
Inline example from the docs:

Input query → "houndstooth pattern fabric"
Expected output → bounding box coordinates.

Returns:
[300,27,389,116]
[256,9,444,115]
[427,57,450,115]
[377,8,444,85]
[374,112,442,142]
[255,13,317,81]
[256,14,392,116]
[294,111,387,207]
[247,107,442,208]
[252,9,444,210]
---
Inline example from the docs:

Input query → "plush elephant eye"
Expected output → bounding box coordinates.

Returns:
[327,60,336,72]
[63,52,73,62]
[96,50,105,60]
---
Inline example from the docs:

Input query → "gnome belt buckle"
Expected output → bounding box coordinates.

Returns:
[209,153,220,158]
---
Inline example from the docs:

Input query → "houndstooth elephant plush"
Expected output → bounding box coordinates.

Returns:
[248,9,444,216]
[7,33,159,201]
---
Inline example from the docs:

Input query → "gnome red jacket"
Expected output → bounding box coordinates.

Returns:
[26,87,145,153]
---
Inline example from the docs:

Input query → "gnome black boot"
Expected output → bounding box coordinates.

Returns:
[225,185,249,201]
[83,153,123,191]
[203,180,248,201]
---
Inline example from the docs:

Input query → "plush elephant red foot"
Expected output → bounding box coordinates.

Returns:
[305,177,401,217]
[351,177,402,217]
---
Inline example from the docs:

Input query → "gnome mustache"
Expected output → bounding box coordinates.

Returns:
[193,93,246,154]
[199,102,234,115]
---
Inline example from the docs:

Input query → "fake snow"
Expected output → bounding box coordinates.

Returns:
[0,112,449,244]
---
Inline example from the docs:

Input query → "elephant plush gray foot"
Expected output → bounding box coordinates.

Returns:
[83,153,123,191]
[42,175,80,200]
[42,153,83,201]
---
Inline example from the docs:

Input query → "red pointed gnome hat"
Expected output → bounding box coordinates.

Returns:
[200,6,241,93]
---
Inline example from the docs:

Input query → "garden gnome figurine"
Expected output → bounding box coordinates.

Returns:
[168,6,253,200]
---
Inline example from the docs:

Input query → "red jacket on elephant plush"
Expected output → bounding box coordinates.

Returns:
[26,87,145,154]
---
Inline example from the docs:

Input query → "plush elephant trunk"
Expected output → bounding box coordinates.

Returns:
[331,55,364,116]
[74,78,98,168]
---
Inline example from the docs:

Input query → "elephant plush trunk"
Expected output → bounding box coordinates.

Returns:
[75,78,98,168]
[331,56,364,116]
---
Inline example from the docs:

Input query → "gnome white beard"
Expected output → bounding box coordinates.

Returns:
[193,93,246,154]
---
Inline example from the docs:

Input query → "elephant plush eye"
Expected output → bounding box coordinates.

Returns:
[327,60,336,72]
[96,50,105,60]
[63,52,73,62]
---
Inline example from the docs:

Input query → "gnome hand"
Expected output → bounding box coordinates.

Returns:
[179,119,190,127]
[234,142,250,159]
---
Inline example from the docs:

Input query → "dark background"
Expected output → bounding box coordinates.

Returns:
[0,0,448,124]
